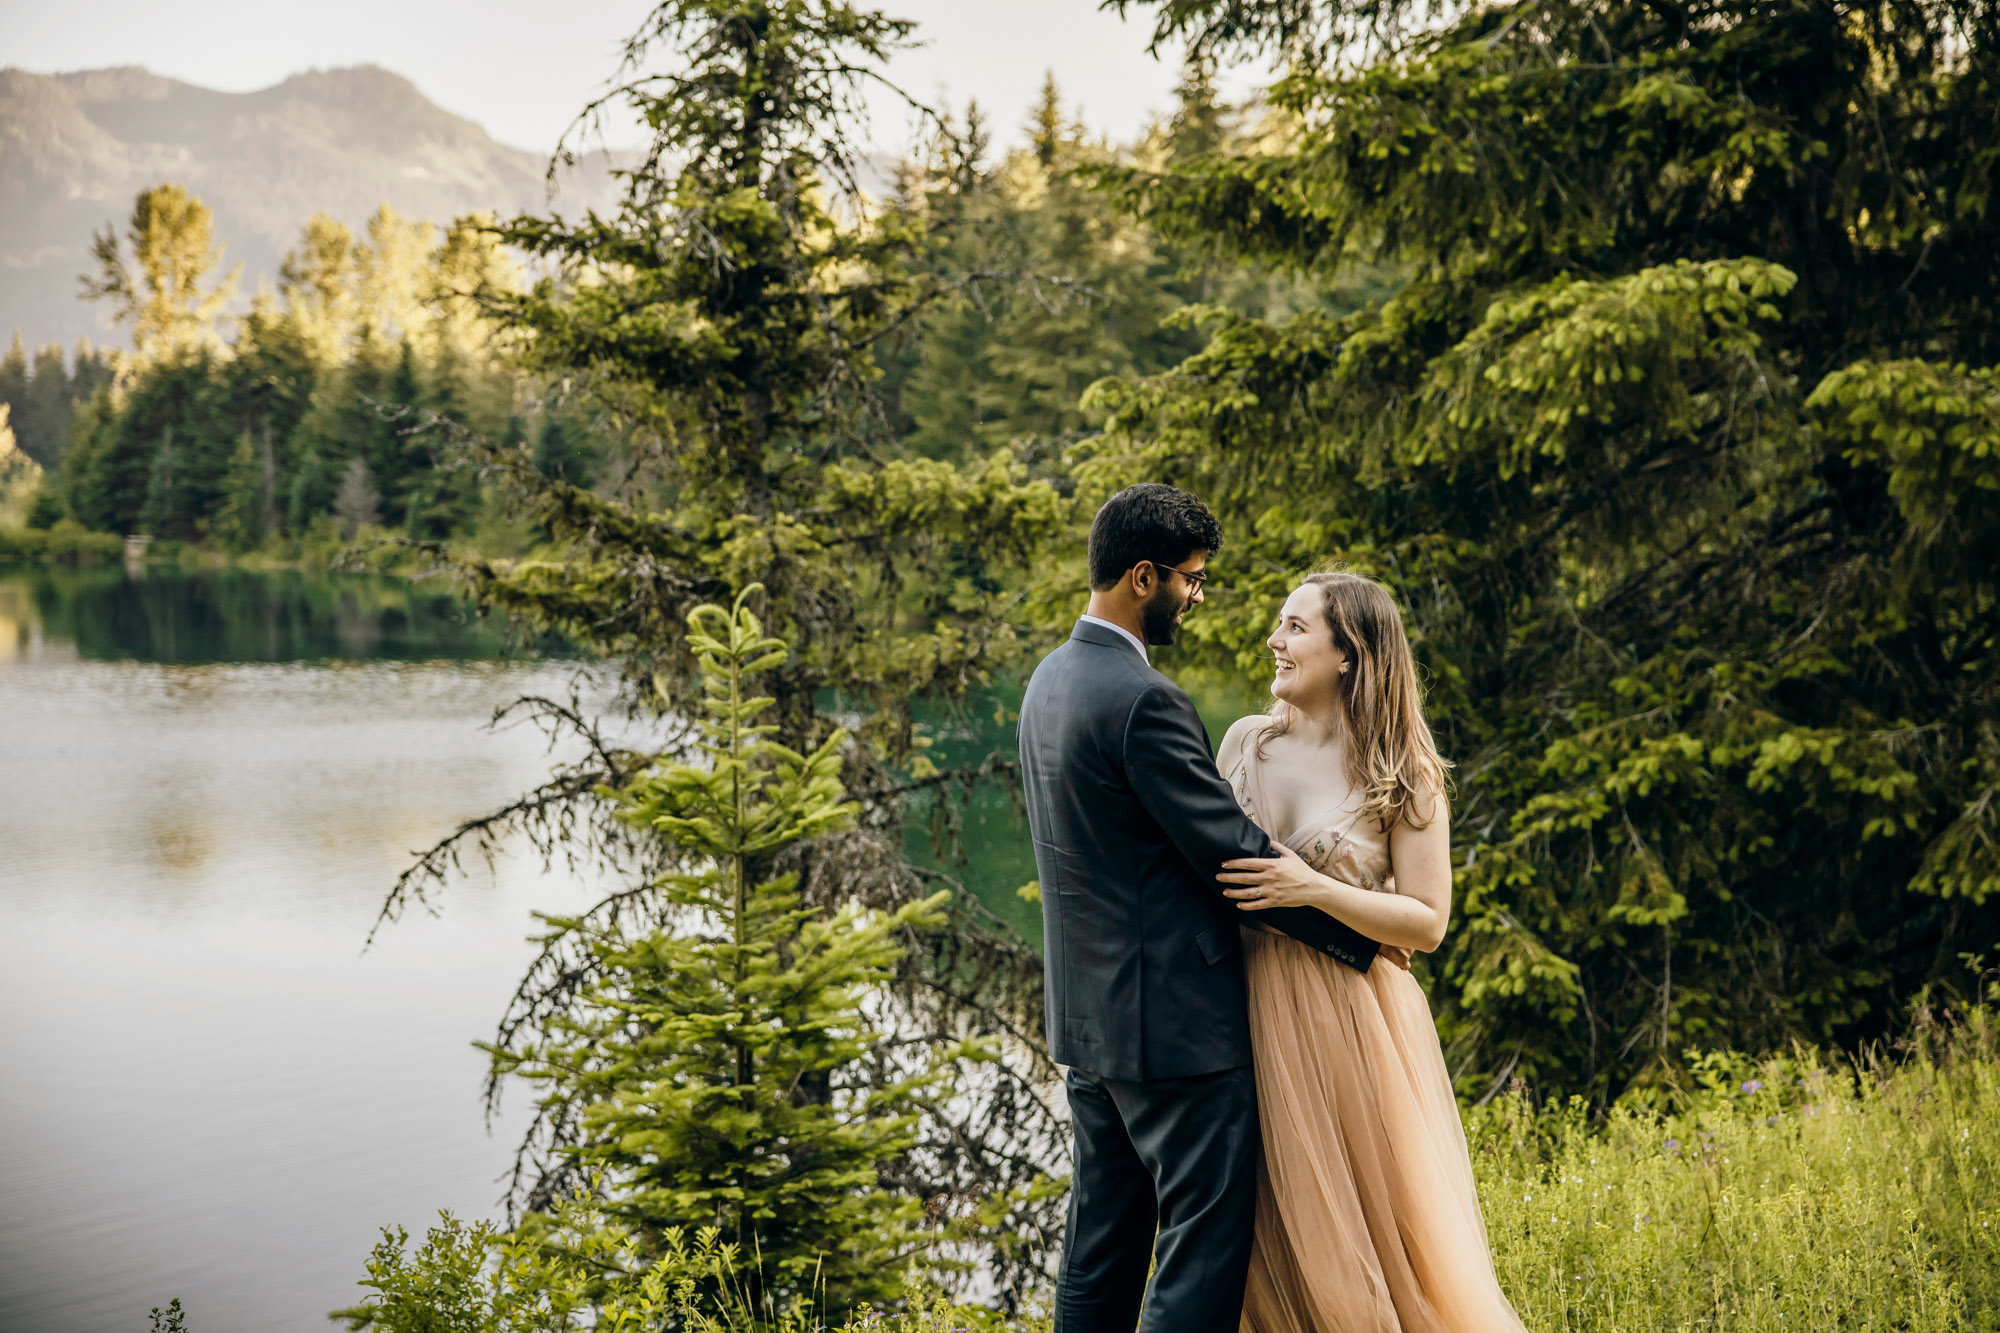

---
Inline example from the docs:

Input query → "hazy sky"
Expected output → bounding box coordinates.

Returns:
[3,0,1268,157]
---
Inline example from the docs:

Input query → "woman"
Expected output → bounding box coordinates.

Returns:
[1214,571,1526,1333]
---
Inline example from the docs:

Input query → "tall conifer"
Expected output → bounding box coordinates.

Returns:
[1097,0,2000,1098]
[493,588,956,1316]
[371,0,1070,1303]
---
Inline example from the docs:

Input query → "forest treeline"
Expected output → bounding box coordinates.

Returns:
[0,189,581,551]
[0,73,1364,560]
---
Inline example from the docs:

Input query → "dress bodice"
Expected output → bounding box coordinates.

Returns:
[1226,732,1394,894]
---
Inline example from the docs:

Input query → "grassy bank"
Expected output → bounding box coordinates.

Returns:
[321,1010,2000,1332]
[1477,1008,2000,1331]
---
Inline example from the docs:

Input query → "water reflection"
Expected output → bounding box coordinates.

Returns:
[0,563,566,665]
[0,565,612,1333]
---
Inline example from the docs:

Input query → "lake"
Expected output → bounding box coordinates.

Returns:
[0,564,1251,1331]
[0,565,636,1333]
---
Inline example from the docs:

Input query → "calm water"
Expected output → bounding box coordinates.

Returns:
[0,565,1221,1331]
[0,566,625,1332]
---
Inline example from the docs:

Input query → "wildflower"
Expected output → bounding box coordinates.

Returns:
[1742,1079,1763,1093]
[1664,1138,1682,1154]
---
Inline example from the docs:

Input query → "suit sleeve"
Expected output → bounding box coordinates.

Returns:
[1122,682,1379,972]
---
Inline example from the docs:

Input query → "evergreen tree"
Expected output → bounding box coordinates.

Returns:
[891,75,1228,464]
[224,298,318,536]
[215,431,265,551]
[493,588,957,1316]
[529,410,597,486]
[401,343,482,539]
[128,351,232,540]
[65,350,228,537]
[370,0,1069,1304]
[20,343,74,468]
[0,336,108,471]
[67,340,115,422]
[1094,0,2000,1098]
[288,336,399,530]
[1028,71,1070,169]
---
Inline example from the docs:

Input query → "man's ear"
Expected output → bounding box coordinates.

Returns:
[1129,561,1153,596]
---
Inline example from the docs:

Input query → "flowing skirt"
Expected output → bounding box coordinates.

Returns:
[1239,926,1527,1333]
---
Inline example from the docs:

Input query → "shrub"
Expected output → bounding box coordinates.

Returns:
[332,1202,1043,1333]
[0,525,47,561]
[42,518,122,564]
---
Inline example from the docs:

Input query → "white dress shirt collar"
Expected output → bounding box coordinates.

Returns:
[1078,614,1148,663]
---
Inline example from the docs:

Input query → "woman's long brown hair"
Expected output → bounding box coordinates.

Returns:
[1255,570,1452,832]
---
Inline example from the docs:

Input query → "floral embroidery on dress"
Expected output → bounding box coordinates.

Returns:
[1232,749,1390,893]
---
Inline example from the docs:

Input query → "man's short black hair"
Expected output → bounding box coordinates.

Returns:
[1087,483,1225,591]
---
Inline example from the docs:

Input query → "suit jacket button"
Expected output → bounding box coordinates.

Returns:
[1325,944,1338,955]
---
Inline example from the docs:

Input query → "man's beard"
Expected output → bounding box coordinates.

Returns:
[1140,583,1188,646]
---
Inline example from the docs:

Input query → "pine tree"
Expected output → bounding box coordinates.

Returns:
[224,298,318,536]
[372,1,1070,1304]
[1096,0,2000,1098]
[891,79,1210,463]
[492,588,956,1316]
[1028,72,1068,169]
[357,206,436,343]
[287,336,398,530]
[20,343,73,468]
[216,431,264,551]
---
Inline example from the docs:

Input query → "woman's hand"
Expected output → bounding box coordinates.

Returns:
[1219,842,1328,912]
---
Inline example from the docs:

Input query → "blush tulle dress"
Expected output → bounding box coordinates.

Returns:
[1226,742,1528,1333]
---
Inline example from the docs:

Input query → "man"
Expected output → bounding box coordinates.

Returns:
[1018,483,1383,1333]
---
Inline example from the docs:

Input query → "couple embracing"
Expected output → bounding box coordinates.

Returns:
[1019,484,1527,1333]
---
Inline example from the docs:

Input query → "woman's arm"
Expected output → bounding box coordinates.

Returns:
[1218,784,1452,953]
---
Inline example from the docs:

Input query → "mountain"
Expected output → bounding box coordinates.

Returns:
[0,64,621,352]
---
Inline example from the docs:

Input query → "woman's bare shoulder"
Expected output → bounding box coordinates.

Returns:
[1216,714,1269,773]
[1396,759,1452,833]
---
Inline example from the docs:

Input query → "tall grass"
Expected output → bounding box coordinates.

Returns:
[1476,1008,2000,1331]
[323,1012,2000,1332]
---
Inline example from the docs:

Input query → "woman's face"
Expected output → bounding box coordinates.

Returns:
[1267,584,1347,710]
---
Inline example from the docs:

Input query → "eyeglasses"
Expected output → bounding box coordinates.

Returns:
[1150,561,1214,593]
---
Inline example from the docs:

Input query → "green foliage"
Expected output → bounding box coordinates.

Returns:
[80,183,237,358]
[44,184,572,555]
[1092,0,2000,1099]
[459,1,1065,749]
[148,1297,188,1333]
[486,588,965,1317]
[0,332,113,470]
[333,1194,1044,1333]
[338,1007,2000,1333]
[377,11,1073,1302]
[1476,1007,2000,1330]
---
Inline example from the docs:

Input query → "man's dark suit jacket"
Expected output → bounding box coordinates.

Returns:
[1019,618,1376,1082]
